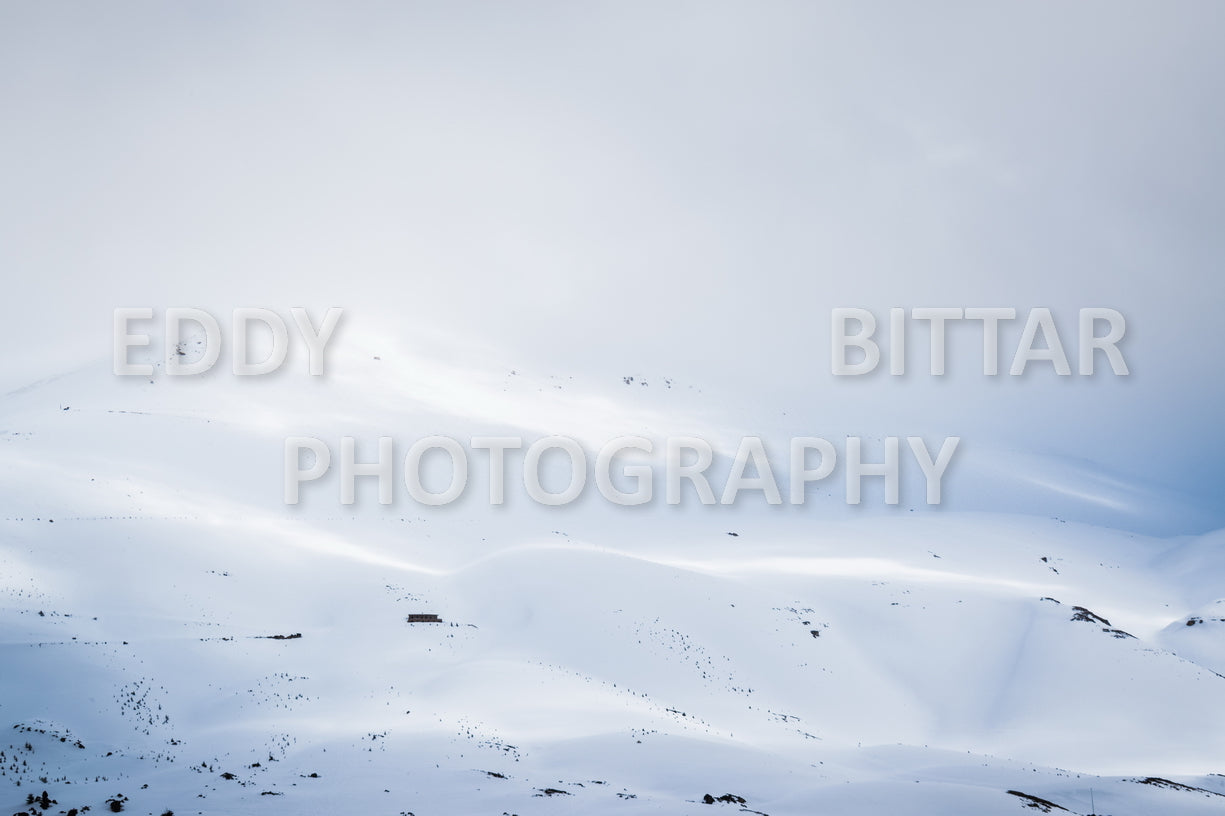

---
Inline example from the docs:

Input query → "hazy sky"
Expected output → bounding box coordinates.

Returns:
[2,1,1223,527]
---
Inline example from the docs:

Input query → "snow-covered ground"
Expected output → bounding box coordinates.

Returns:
[2,344,1223,816]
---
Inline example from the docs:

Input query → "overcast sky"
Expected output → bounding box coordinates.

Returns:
[2,1,1223,530]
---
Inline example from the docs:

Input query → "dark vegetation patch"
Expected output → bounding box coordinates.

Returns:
[1133,777,1225,797]
[1006,790,1068,812]
[1070,606,1110,626]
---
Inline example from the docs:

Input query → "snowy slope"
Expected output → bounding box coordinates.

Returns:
[1,345,1224,816]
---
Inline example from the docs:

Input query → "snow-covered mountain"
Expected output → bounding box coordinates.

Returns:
[4,4,1225,814]
[2,343,1223,816]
